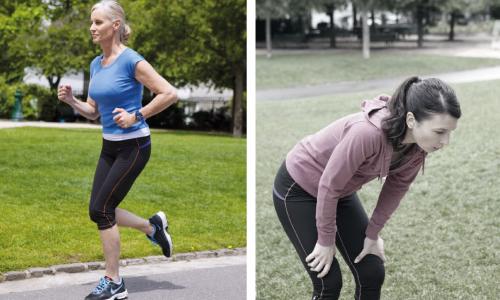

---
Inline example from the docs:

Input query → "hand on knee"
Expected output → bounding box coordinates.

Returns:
[354,236,386,263]
[306,242,336,278]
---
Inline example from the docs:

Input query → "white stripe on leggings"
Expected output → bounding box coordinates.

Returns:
[283,182,325,300]
[337,232,362,300]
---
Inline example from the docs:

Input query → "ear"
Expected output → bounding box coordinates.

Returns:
[112,19,121,31]
[406,112,416,129]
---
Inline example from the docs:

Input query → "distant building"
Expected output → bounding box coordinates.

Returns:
[177,85,231,116]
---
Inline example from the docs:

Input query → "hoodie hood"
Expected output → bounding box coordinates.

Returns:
[361,94,391,129]
[361,94,427,179]
[361,94,392,179]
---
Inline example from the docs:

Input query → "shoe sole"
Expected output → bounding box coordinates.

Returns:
[105,290,128,300]
[157,211,173,257]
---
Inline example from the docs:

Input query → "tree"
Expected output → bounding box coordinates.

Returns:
[256,0,290,58]
[443,0,487,41]
[1,1,97,93]
[0,2,44,83]
[387,0,441,48]
[128,0,246,136]
[352,0,378,58]
[45,1,99,98]
[312,0,348,48]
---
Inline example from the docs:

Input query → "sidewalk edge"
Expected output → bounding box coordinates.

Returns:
[0,248,246,283]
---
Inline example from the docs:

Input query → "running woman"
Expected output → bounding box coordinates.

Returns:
[273,77,461,299]
[57,1,177,299]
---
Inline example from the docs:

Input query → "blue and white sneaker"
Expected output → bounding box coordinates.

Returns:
[85,276,127,300]
[146,211,173,257]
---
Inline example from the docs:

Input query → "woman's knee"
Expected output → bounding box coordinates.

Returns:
[357,255,385,287]
[89,207,115,229]
[310,270,342,299]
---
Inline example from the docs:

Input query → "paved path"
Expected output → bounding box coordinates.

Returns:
[0,120,101,129]
[257,36,500,101]
[257,65,500,101]
[0,255,245,300]
[256,34,500,58]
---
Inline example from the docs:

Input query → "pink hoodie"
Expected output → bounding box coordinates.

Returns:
[285,95,426,247]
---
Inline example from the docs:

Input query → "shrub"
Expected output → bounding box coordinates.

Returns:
[0,78,39,120]
[21,84,56,121]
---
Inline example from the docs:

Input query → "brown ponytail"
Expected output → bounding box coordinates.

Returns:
[382,77,461,150]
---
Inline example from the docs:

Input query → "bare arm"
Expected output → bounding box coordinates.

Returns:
[70,97,100,120]
[57,85,100,120]
[134,60,178,119]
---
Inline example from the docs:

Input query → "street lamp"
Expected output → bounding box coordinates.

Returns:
[11,89,24,121]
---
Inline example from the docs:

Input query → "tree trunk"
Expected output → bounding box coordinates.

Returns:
[83,69,90,99]
[329,4,336,48]
[449,11,456,41]
[352,3,357,33]
[64,0,71,11]
[417,4,424,48]
[232,66,244,137]
[361,8,370,59]
[371,9,375,28]
[265,13,272,59]
[47,75,61,92]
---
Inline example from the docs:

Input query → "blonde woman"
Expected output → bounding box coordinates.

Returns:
[57,1,177,299]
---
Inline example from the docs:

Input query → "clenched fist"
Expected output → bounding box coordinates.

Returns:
[57,85,74,104]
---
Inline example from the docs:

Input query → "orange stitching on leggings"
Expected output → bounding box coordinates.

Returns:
[283,182,325,300]
[101,139,141,229]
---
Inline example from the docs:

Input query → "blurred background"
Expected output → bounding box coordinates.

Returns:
[256,0,500,54]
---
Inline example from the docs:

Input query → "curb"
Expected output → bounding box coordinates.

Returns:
[0,248,246,283]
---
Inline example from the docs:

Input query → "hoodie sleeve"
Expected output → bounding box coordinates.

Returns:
[365,157,423,240]
[316,123,380,246]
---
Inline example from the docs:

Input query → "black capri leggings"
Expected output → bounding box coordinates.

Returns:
[89,136,151,230]
[273,162,385,300]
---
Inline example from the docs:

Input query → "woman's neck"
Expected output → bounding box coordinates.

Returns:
[100,39,125,58]
[401,128,415,144]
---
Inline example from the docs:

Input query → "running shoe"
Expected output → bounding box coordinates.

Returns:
[84,276,127,300]
[146,211,173,257]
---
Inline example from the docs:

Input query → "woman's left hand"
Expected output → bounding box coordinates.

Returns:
[354,236,387,263]
[112,108,136,128]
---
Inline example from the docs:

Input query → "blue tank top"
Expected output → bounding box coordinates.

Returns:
[89,48,149,135]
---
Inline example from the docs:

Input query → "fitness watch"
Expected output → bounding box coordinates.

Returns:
[134,110,145,122]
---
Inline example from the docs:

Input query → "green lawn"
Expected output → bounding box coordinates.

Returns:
[0,128,246,273]
[256,80,500,299]
[257,51,500,90]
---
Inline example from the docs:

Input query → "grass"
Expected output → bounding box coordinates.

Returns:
[256,80,500,299]
[257,51,500,90]
[0,128,246,273]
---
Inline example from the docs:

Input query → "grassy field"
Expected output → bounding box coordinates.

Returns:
[256,80,500,299]
[257,51,500,90]
[0,128,246,273]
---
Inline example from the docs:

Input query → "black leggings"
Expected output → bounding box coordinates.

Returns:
[89,136,151,230]
[273,162,385,300]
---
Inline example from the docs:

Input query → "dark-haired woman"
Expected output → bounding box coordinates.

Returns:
[273,77,461,300]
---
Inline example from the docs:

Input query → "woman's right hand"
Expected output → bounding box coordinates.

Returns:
[305,242,336,278]
[57,85,74,104]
